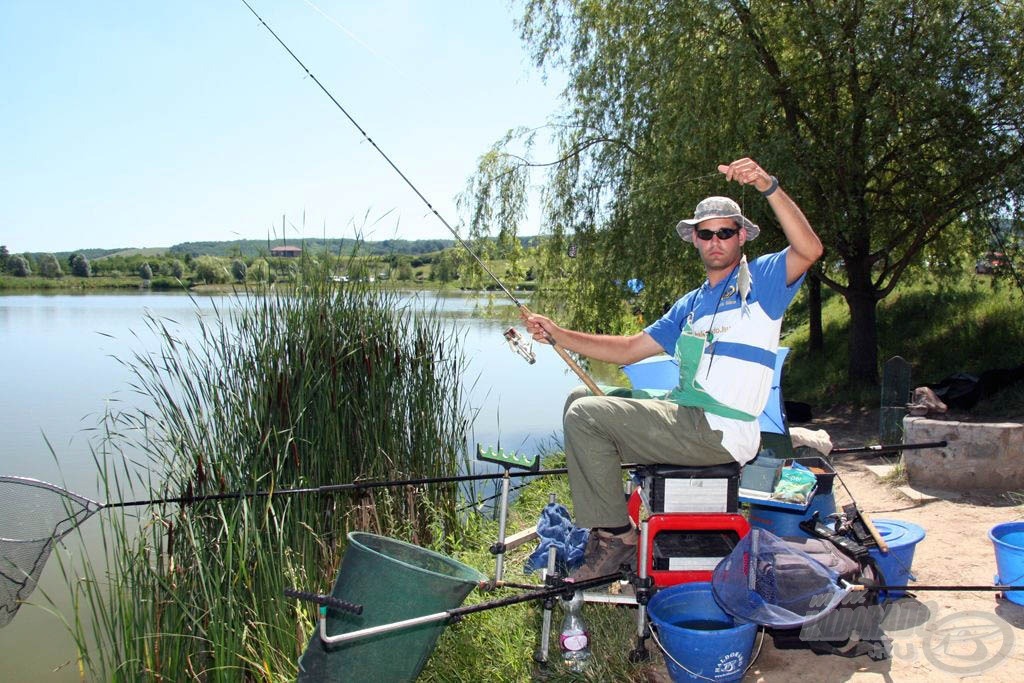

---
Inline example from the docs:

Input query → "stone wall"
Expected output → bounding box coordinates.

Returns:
[903,416,1024,492]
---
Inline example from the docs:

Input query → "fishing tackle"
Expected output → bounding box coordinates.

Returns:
[503,327,536,364]
[239,0,603,396]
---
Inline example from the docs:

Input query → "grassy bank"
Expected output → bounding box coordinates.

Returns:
[782,273,1024,415]
[422,454,667,682]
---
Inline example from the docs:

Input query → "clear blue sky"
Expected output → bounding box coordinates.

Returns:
[1,1,564,253]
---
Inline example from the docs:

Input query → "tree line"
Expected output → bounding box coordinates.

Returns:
[0,238,541,288]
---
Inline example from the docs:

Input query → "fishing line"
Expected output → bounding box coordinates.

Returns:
[239,0,604,395]
[239,0,519,307]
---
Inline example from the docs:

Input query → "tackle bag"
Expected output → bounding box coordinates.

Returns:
[768,508,891,660]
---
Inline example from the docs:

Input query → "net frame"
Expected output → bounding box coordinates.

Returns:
[0,477,103,627]
[712,528,851,629]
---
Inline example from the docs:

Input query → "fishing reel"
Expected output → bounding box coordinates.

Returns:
[503,327,536,364]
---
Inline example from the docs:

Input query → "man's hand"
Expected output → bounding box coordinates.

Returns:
[522,311,559,345]
[718,158,774,194]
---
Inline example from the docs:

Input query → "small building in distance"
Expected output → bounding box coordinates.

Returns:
[270,245,302,258]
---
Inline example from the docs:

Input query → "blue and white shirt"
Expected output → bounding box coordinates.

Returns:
[644,248,804,463]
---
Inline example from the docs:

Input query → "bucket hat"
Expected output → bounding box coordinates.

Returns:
[676,196,760,242]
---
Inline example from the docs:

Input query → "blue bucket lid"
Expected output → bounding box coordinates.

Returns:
[873,519,926,547]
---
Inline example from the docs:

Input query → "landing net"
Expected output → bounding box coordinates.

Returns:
[0,477,101,627]
[712,528,850,629]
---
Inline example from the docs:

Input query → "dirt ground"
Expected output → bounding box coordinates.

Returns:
[654,406,1024,683]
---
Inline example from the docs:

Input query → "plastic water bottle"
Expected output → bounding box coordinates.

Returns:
[559,590,592,672]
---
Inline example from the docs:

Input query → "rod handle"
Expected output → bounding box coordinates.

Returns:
[859,512,889,553]
[284,587,363,615]
[519,305,605,397]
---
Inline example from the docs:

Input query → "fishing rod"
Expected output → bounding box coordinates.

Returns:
[287,570,627,645]
[830,440,947,456]
[0,457,648,629]
[238,0,604,396]
[0,467,580,515]
[850,583,1024,593]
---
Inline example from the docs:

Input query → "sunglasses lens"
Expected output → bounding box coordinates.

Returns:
[696,227,738,240]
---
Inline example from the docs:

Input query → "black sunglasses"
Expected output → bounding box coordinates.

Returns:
[695,227,741,241]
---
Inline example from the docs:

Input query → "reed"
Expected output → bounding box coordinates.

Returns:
[62,254,473,680]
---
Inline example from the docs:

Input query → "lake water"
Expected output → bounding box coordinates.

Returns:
[0,289,611,680]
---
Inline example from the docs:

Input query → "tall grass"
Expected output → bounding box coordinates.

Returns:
[61,256,475,680]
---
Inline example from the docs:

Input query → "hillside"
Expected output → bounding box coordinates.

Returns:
[27,236,545,261]
[30,238,459,261]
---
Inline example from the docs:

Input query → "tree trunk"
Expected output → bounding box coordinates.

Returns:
[845,288,879,387]
[806,273,823,353]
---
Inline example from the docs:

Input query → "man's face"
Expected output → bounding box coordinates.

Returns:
[693,218,746,273]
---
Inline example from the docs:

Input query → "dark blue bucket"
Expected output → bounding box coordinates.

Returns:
[989,521,1024,606]
[647,582,757,683]
[867,519,925,601]
[747,492,836,539]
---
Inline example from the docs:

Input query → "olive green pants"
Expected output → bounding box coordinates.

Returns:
[562,385,734,528]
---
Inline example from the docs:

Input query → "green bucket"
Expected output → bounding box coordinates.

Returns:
[297,532,486,682]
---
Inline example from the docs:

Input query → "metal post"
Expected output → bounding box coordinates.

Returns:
[629,520,652,662]
[493,466,512,583]
[533,543,558,665]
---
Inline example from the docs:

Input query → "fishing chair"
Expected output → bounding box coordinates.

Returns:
[621,347,792,589]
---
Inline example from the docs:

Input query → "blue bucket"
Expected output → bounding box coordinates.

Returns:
[747,492,836,539]
[989,521,1024,606]
[647,582,756,683]
[867,519,926,600]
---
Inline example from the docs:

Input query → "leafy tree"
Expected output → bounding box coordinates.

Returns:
[396,258,414,282]
[430,249,461,284]
[480,0,1024,386]
[138,262,153,281]
[10,255,31,277]
[249,258,269,282]
[193,256,229,284]
[0,245,9,273]
[231,259,248,283]
[70,253,91,277]
[38,253,63,278]
[169,259,184,278]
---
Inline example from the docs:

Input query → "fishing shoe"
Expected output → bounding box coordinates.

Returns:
[569,528,638,583]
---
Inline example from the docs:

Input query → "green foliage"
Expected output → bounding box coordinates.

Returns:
[69,253,91,277]
[782,273,1024,410]
[396,258,414,281]
[65,269,473,680]
[137,262,152,281]
[248,257,269,283]
[0,245,9,272]
[476,0,1024,386]
[230,258,247,283]
[37,253,62,278]
[169,258,184,278]
[193,255,229,284]
[9,254,31,277]
[168,238,456,259]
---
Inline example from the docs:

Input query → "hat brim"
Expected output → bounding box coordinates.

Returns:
[676,215,760,242]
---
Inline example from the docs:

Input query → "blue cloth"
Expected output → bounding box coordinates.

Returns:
[524,503,590,574]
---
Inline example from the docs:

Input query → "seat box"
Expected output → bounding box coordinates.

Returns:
[642,513,750,587]
[635,462,740,514]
